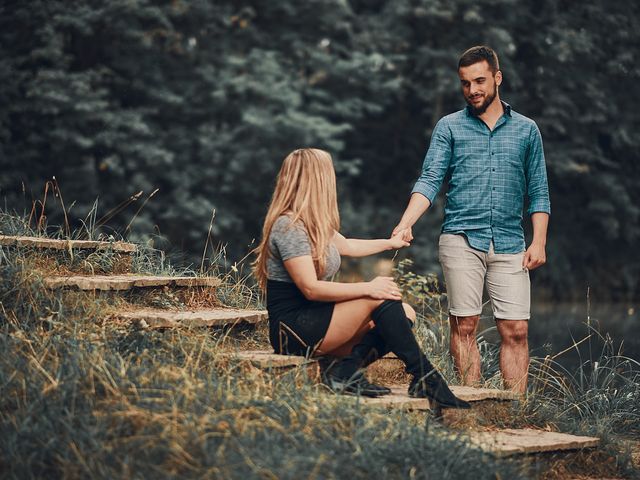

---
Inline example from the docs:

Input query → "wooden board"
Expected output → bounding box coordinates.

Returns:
[464,428,600,457]
[43,274,221,290]
[117,308,267,328]
[358,385,519,410]
[0,235,136,252]
[227,350,316,368]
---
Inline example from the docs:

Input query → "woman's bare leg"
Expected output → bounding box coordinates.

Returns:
[330,303,416,357]
[317,300,416,356]
[402,303,417,324]
[315,298,383,355]
[325,321,374,357]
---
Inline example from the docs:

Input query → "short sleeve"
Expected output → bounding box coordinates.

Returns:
[270,216,312,261]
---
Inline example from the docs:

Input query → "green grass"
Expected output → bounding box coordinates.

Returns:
[1,213,639,479]
[0,323,525,479]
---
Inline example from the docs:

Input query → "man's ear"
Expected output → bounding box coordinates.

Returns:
[495,70,503,86]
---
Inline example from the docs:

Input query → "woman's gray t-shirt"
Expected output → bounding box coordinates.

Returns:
[267,215,340,283]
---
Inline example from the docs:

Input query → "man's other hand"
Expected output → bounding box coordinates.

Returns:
[523,242,546,270]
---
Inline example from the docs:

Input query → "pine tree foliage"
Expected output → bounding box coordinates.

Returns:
[1,0,638,298]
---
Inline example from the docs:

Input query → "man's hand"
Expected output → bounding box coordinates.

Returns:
[389,231,411,249]
[523,242,546,270]
[392,224,414,242]
[392,194,431,243]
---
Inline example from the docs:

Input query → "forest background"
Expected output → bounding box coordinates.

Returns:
[1,0,639,301]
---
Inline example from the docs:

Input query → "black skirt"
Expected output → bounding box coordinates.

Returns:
[266,279,335,356]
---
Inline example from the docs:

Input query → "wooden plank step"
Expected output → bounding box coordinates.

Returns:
[227,350,316,368]
[43,274,221,290]
[117,307,267,328]
[0,235,136,253]
[231,351,407,371]
[359,385,519,410]
[464,428,599,457]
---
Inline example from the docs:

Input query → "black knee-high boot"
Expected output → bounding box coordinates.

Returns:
[322,329,392,397]
[370,300,471,409]
[350,328,388,367]
[355,317,414,368]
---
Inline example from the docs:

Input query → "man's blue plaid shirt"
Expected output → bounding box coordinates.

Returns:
[411,102,551,254]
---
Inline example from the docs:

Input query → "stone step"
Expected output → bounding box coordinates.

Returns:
[0,235,136,253]
[228,350,317,369]
[117,307,267,328]
[358,384,519,411]
[464,428,599,457]
[225,350,321,380]
[43,274,221,290]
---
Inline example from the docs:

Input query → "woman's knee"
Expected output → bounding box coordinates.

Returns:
[402,303,417,322]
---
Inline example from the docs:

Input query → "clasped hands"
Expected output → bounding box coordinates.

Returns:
[391,223,413,244]
[389,223,412,249]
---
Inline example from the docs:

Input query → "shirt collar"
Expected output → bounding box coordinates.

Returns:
[465,100,512,117]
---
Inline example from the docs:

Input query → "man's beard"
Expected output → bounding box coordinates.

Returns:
[466,87,497,115]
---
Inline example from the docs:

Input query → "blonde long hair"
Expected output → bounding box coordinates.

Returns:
[253,148,340,290]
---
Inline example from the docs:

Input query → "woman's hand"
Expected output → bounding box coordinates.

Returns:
[388,231,410,250]
[392,225,414,243]
[367,276,403,300]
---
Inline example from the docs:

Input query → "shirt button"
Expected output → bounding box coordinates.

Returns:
[493,187,496,191]
[491,152,495,155]
[492,168,496,171]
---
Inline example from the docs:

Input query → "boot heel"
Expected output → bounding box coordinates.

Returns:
[409,373,471,409]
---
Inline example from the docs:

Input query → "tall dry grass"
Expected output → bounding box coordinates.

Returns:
[0,213,638,478]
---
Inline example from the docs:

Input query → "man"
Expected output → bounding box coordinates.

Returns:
[393,46,550,393]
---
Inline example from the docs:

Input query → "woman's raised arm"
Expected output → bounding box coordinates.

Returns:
[332,232,409,258]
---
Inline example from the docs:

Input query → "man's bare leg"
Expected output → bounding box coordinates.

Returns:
[449,314,481,386]
[496,319,529,393]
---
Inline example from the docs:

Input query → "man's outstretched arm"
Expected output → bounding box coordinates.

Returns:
[392,119,452,241]
[392,193,432,241]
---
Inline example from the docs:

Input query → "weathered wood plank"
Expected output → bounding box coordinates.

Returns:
[43,274,221,290]
[358,385,519,410]
[447,385,520,402]
[117,308,267,328]
[227,350,315,368]
[0,235,136,252]
[464,428,600,457]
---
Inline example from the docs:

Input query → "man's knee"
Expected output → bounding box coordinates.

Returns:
[450,314,479,338]
[499,321,528,345]
[402,303,417,323]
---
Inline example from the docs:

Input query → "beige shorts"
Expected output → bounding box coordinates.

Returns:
[438,234,530,320]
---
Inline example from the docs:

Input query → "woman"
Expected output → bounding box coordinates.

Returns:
[253,148,469,408]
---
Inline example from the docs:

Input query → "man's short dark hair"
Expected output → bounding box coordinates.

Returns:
[458,46,500,73]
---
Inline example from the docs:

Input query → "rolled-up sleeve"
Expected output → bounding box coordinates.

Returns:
[525,123,551,216]
[411,119,452,203]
